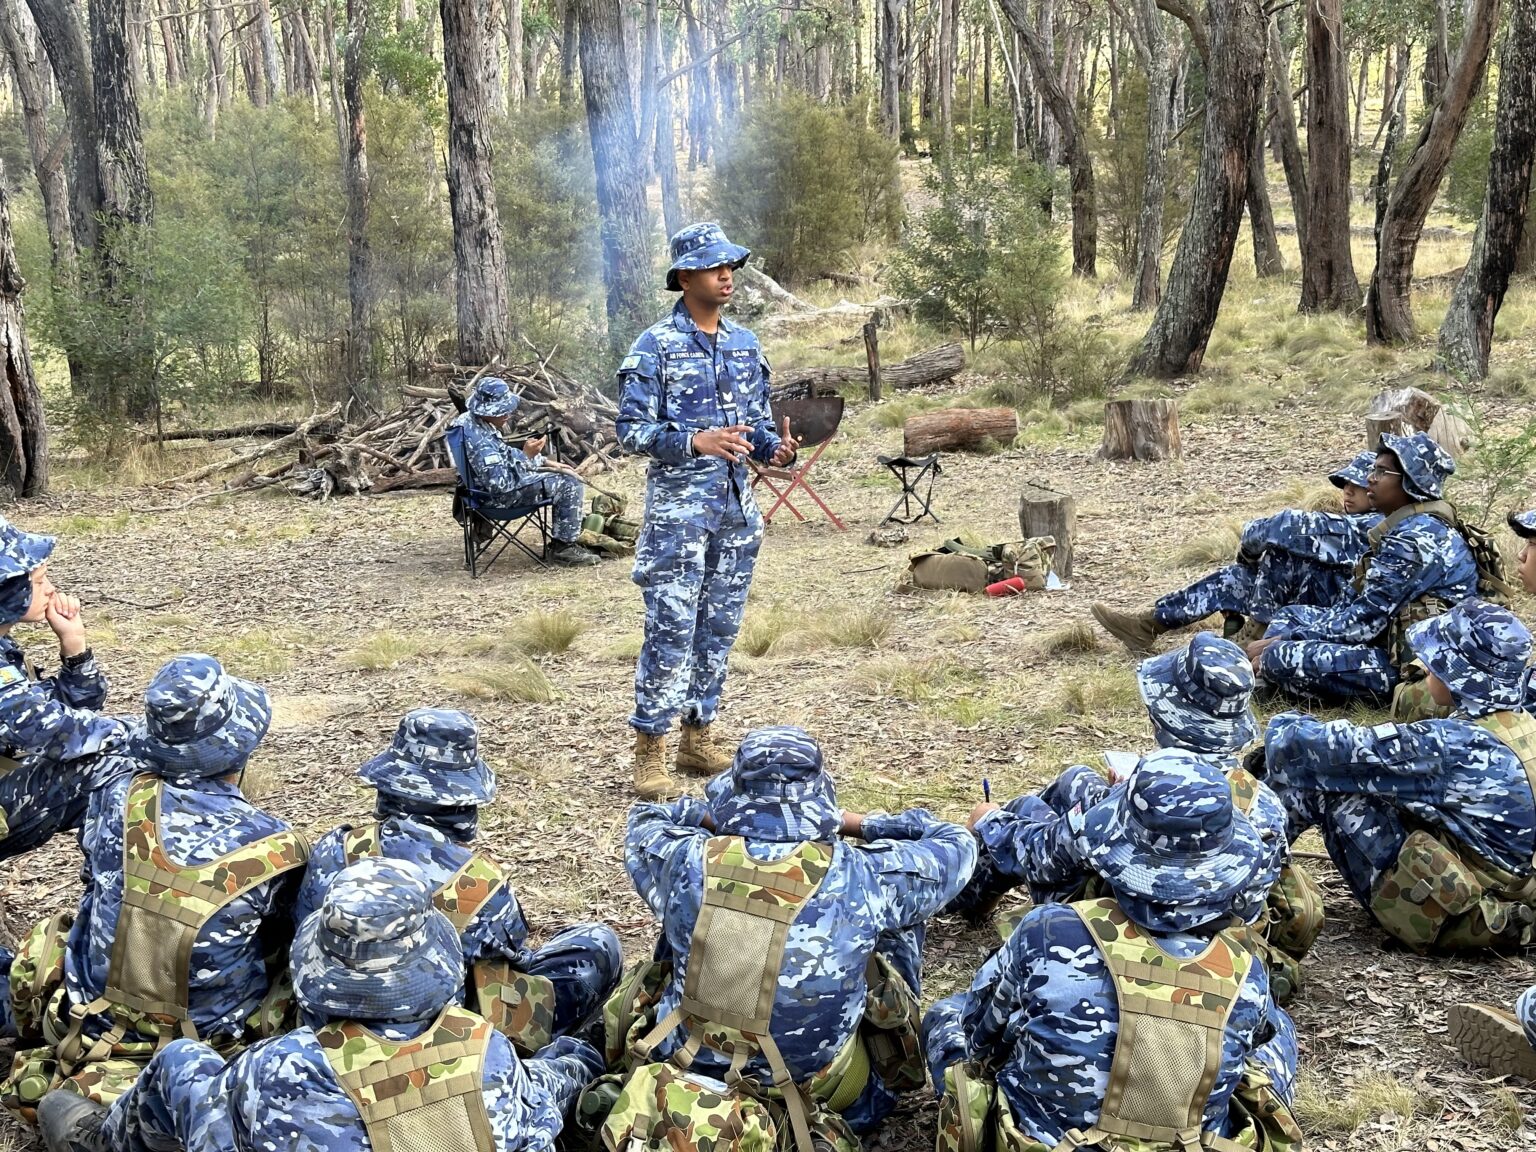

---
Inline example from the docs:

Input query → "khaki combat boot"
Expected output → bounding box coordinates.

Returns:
[675,723,733,776]
[1447,1003,1536,1080]
[632,731,676,800]
[1090,603,1169,656]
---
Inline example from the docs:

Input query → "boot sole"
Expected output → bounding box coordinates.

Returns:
[1447,1003,1536,1080]
[1089,604,1156,655]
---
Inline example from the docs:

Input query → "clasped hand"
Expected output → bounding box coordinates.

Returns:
[693,416,800,466]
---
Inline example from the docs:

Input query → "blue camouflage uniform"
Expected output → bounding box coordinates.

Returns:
[296,709,622,1036]
[452,378,585,542]
[1265,600,1536,941]
[616,223,785,736]
[0,519,127,862]
[1258,433,1478,704]
[97,857,605,1152]
[1155,453,1384,630]
[923,749,1297,1144]
[625,726,976,1132]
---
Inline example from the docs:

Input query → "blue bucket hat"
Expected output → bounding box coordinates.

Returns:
[1379,431,1455,502]
[1138,633,1258,755]
[665,223,751,292]
[0,518,56,625]
[705,725,841,842]
[1509,510,1536,540]
[359,708,495,808]
[1408,599,1533,715]
[130,654,272,780]
[1079,748,1270,930]
[1329,451,1377,491]
[292,857,463,1023]
[466,377,520,419]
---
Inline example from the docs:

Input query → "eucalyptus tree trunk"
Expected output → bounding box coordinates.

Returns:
[879,0,901,135]
[1131,0,1169,308]
[507,0,524,105]
[254,0,281,101]
[342,0,376,411]
[0,172,48,497]
[0,1,75,273]
[1299,0,1361,311]
[1265,17,1307,254]
[1247,120,1285,276]
[23,0,99,256]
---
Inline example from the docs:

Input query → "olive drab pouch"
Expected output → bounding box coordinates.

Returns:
[859,951,927,1094]
[466,959,557,1057]
[902,537,1056,594]
[903,550,992,593]
[1265,863,1323,962]
[938,1062,997,1152]
[317,1005,496,1152]
[7,910,72,1044]
[1369,829,1482,951]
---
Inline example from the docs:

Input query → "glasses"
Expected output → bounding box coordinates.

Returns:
[1367,466,1404,480]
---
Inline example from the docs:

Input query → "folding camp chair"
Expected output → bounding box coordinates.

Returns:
[878,453,942,525]
[445,424,555,578]
[749,396,847,530]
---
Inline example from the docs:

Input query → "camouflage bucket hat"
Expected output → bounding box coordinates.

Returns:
[1138,633,1258,755]
[1379,431,1455,502]
[466,377,521,418]
[1509,510,1536,540]
[665,222,751,291]
[705,725,841,842]
[292,857,464,1023]
[359,708,495,807]
[1329,450,1378,491]
[1408,598,1533,713]
[130,653,272,780]
[1080,747,1269,924]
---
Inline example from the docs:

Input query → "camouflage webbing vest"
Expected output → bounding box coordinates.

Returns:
[1474,712,1536,840]
[342,823,558,1055]
[632,836,853,1152]
[56,775,309,1069]
[316,1005,495,1152]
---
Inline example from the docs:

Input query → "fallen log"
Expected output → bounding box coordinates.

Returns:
[777,342,966,393]
[157,405,343,487]
[736,264,817,313]
[1099,399,1182,462]
[371,467,457,493]
[138,419,321,444]
[903,407,1019,456]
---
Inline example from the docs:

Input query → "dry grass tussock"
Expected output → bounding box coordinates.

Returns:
[507,609,586,655]
[437,656,555,703]
[1035,620,1100,655]
[1293,1070,1438,1136]
[854,653,976,702]
[1168,521,1243,569]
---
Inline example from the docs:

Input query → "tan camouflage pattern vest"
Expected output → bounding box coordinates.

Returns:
[1475,712,1536,862]
[342,823,558,1055]
[316,1004,496,1152]
[58,775,309,1069]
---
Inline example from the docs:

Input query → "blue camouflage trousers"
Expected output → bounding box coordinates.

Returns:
[525,922,625,1035]
[0,755,115,862]
[485,474,584,543]
[1154,553,1351,630]
[1275,788,1404,909]
[630,498,763,735]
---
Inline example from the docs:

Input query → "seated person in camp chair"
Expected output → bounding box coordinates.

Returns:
[0,655,307,1123]
[951,633,1321,1004]
[923,747,1302,1152]
[295,708,623,1055]
[39,856,606,1152]
[452,377,601,568]
[600,726,976,1151]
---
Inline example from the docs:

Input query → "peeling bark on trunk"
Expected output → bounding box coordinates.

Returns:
[507,0,524,106]
[1299,0,1361,311]
[24,0,100,256]
[1437,0,1536,379]
[1366,0,1499,344]
[254,0,281,102]
[0,2,75,274]
[0,173,48,498]
[482,0,505,113]
[1132,0,1169,308]
[1266,18,1307,255]
[879,0,901,135]
[342,0,375,411]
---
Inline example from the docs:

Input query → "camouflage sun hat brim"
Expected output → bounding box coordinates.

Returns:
[705,724,841,841]
[358,750,495,807]
[0,520,55,581]
[291,902,464,1023]
[1329,450,1378,491]
[1408,600,1534,713]
[1508,510,1536,539]
[665,223,751,290]
[131,673,272,780]
[1137,635,1258,755]
[1380,431,1455,502]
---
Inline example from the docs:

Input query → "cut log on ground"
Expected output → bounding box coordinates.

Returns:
[1018,482,1077,577]
[137,419,335,444]
[903,407,1019,457]
[1099,399,1183,462]
[776,342,965,394]
[1363,385,1472,459]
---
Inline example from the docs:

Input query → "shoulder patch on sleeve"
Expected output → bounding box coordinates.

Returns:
[0,664,25,689]
[619,354,643,372]
[1372,723,1399,741]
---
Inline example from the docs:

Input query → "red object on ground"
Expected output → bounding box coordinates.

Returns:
[986,576,1027,597]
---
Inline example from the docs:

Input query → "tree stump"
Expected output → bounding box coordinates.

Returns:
[1363,385,1472,459]
[1018,483,1076,577]
[903,407,1019,457]
[1099,399,1182,462]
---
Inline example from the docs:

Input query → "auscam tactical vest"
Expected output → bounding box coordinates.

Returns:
[1475,712,1536,834]
[342,823,557,1054]
[57,775,308,1068]
[316,1005,496,1152]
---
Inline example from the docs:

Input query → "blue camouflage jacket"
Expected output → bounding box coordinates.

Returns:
[1240,510,1383,570]
[452,411,545,501]
[1266,712,1536,874]
[961,903,1285,1146]
[64,766,302,1044]
[0,636,121,766]
[297,817,532,969]
[625,798,976,1080]
[1265,513,1477,644]
[615,302,782,517]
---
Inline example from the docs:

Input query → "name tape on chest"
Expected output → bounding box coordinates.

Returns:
[0,663,26,690]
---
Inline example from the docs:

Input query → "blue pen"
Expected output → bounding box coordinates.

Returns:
[983,778,991,802]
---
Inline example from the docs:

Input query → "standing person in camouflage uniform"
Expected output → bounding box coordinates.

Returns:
[1244,432,1478,705]
[295,708,623,1053]
[40,856,606,1152]
[1093,452,1383,653]
[923,747,1300,1152]
[1262,598,1536,952]
[610,726,975,1142]
[616,224,799,800]
[451,376,601,567]
[0,654,307,1121]
[0,517,126,861]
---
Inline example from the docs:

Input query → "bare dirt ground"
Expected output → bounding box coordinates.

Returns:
[1,379,1534,1150]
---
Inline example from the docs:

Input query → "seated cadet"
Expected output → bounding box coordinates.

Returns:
[953,633,1321,1002]
[1092,451,1382,654]
[0,654,308,1121]
[451,376,600,567]
[295,708,622,1053]
[1262,598,1536,952]
[1245,432,1479,706]
[39,856,606,1152]
[1513,509,1536,594]
[602,726,976,1151]
[924,748,1301,1152]
[0,517,126,861]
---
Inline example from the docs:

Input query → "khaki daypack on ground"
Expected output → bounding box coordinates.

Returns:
[903,537,1056,593]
